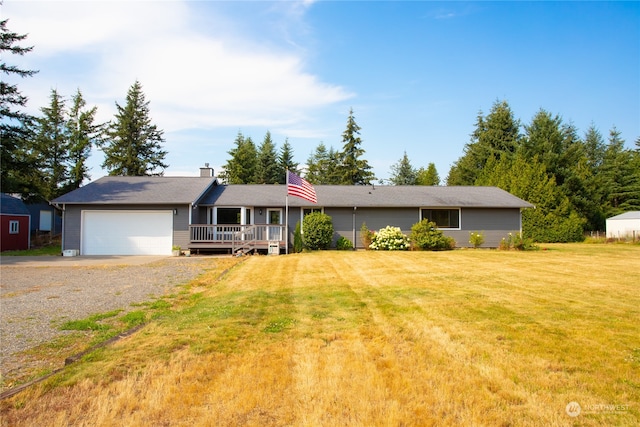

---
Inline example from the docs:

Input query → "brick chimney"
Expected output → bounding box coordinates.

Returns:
[200,163,213,177]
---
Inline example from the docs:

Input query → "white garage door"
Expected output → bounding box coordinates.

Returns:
[82,210,173,255]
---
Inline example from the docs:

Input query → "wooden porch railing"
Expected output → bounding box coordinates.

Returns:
[189,224,285,253]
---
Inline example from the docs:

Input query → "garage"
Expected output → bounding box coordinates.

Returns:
[82,210,173,255]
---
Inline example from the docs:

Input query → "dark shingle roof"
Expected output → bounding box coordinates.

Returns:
[1,193,30,215]
[51,178,532,209]
[200,185,533,208]
[51,176,217,205]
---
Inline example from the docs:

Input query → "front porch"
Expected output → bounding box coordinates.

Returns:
[188,224,286,254]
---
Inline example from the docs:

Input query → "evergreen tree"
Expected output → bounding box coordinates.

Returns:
[67,89,103,189]
[523,109,595,231]
[416,163,440,186]
[306,142,341,185]
[0,19,38,194]
[338,108,375,185]
[305,142,329,184]
[447,100,521,185]
[220,131,257,184]
[255,131,279,184]
[30,89,71,200]
[101,80,168,176]
[278,138,298,184]
[476,153,584,242]
[601,128,640,215]
[389,151,416,185]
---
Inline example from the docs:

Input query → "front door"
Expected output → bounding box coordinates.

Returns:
[267,209,282,240]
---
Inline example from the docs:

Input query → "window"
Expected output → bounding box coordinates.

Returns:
[302,207,323,217]
[421,209,460,229]
[217,208,241,224]
[212,207,253,225]
[9,220,19,234]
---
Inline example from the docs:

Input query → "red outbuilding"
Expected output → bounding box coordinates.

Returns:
[1,193,31,252]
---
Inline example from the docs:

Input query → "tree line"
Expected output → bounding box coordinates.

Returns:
[222,108,443,186]
[2,20,168,202]
[220,108,377,186]
[3,19,639,241]
[447,100,640,240]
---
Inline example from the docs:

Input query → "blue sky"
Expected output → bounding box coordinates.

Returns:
[4,0,639,182]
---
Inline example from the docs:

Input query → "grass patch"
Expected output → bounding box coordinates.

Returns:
[2,246,639,426]
[59,310,122,331]
[0,245,61,256]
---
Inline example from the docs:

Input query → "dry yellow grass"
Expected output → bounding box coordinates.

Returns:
[1,244,639,426]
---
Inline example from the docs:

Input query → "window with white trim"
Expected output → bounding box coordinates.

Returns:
[302,207,323,217]
[421,209,460,229]
[9,220,19,234]
[300,207,323,233]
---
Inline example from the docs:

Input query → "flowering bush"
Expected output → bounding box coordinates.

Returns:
[469,231,485,248]
[369,226,410,251]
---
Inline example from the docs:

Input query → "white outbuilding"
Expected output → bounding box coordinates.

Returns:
[606,211,640,240]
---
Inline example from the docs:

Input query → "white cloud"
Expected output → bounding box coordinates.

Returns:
[4,0,353,133]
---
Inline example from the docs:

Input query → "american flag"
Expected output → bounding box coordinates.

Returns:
[287,170,318,204]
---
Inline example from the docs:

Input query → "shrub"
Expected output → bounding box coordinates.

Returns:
[293,221,304,253]
[499,232,539,251]
[410,220,455,251]
[469,231,485,248]
[369,226,410,251]
[360,222,374,250]
[336,236,353,251]
[302,212,334,250]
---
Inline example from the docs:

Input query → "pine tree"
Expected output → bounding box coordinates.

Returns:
[416,163,440,186]
[447,100,521,185]
[306,142,342,184]
[101,81,168,176]
[389,151,416,185]
[0,19,38,194]
[67,89,103,189]
[255,131,280,184]
[305,142,329,184]
[278,139,298,184]
[476,153,584,242]
[338,108,375,185]
[601,128,640,215]
[220,131,257,184]
[30,89,71,201]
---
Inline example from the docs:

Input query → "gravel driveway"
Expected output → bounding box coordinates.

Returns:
[0,256,217,386]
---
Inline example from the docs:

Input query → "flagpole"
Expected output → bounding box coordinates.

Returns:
[285,168,289,254]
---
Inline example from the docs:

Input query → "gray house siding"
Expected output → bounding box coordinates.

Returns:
[61,205,82,251]
[60,204,188,251]
[326,207,417,248]
[448,208,522,248]
[326,207,522,249]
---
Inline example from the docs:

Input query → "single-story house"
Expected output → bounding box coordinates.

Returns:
[51,167,533,255]
[606,211,640,240]
[1,193,31,252]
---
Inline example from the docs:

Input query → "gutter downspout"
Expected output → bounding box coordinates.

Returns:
[353,207,357,250]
